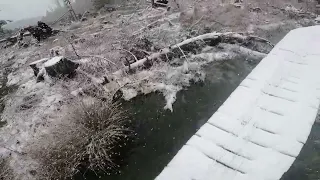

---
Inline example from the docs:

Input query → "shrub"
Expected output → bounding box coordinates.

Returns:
[0,158,13,180]
[29,99,131,179]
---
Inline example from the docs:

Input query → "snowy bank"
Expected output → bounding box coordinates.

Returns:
[156,26,320,180]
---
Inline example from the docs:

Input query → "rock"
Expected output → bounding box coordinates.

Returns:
[43,56,79,78]
[29,58,50,77]
[36,68,46,82]
[74,38,86,44]
[102,21,111,24]
[49,46,65,57]
[81,17,88,22]
[19,42,29,48]
[250,7,262,13]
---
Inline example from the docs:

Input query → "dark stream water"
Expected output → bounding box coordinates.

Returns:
[87,59,258,180]
[281,121,320,180]
[83,59,320,180]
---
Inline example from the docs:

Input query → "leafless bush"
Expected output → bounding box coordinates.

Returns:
[0,157,13,180]
[28,99,131,179]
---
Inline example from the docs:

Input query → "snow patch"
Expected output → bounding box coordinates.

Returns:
[44,56,64,67]
[6,68,34,86]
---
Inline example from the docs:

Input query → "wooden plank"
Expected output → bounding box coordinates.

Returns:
[156,26,320,180]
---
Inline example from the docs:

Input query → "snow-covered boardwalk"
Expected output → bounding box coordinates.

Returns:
[156,26,320,180]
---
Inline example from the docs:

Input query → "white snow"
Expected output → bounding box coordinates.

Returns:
[29,58,50,65]
[44,56,64,67]
[7,68,34,86]
[156,26,320,180]
[117,62,201,111]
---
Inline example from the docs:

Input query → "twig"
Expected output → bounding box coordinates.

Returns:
[247,35,275,47]
[125,6,145,23]
[81,55,117,66]
[154,1,168,7]
[190,15,204,29]
[80,11,88,21]
[50,10,70,26]
[61,33,80,58]
[132,18,168,36]
[136,48,152,55]
[118,48,138,62]
[0,145,26,156]
[177,45,188,61]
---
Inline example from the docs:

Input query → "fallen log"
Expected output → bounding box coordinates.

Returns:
[114,32,273,77]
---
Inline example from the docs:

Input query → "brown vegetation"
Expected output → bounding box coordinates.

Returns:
[27,99,131,179]
[0,158,13,180]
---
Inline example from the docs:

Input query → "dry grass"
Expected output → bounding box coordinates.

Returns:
[27,99,131,179]
[0,158,13,180]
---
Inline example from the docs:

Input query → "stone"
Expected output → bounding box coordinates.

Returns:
[49,46,65,57]
[74,38,85,44]
[81,17,88,22]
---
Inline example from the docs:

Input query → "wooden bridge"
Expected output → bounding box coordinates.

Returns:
[156,26,320,180]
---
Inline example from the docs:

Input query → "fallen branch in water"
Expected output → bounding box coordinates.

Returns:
[114,32,273,77]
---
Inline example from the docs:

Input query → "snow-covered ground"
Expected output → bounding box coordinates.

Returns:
[0,0,319,179]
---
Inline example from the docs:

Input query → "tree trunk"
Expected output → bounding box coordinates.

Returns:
[43,56,79,78]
